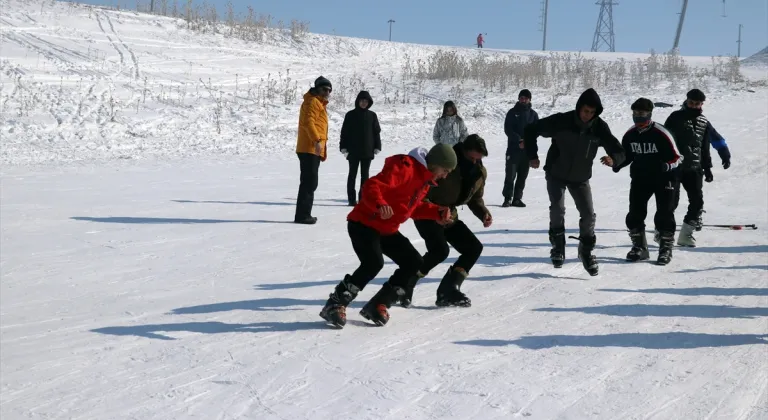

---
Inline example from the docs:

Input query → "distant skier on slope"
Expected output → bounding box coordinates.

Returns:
[433,101,469,146]
[611,98,683,266]
[502,89,539,208]
[340,90,382,206]
[319,144,457,328]
[523,88,626,276]
[663,89,731,247]
[294,76,332,225]
[394,135,492,309]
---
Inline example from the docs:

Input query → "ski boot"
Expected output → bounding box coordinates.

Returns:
[677,221,697,247]
[571,234,599,276]
[435,266,471,307]
[319,275,359,328]
[549,227,566,268]
[626,228,650,262]
[395,271,424,308]
[360,282,398,326]
[657,231,675,265]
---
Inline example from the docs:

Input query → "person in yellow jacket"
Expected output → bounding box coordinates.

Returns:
[294,76,332,224]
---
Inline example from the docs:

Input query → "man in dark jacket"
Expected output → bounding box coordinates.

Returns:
[340,91,382,206]
[612,98,683,266]
[395,135,492,309]
[502,89,539,207]
[663,89,731,247]
[524,88,626,276]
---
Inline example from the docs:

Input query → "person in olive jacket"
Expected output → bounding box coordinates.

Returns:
[394,134,492,309]
[340,91,382,206]
[523,88,626,276]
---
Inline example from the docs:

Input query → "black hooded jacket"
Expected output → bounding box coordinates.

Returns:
[662,104,712,172]
[340,91,382,160]
[523,88,626,183]
[504,102,539,157]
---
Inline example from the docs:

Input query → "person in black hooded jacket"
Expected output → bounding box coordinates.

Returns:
[523,88,626,276]
[340,91,382,206]
[502,89,539,207]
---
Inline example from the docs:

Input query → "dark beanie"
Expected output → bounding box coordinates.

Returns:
[314,76,332,92]
[519,89,532,100]
[463,134,488,157]
[686,89,705,101]
[631,98,654,112]
[426,144,458,170]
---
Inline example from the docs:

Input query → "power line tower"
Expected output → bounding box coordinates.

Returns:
[672,0,688,52]
[591,0,617,52]
[539,0,549,51]
[736,24,743,57]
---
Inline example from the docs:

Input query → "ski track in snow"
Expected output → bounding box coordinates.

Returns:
[1,0,768,419]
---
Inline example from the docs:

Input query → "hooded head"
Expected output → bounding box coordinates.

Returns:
[355,90,374,110]
[575,88,604,124]
[442,100,459,118]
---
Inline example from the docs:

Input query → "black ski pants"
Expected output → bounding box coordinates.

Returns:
[502,153,530,201]
[626,178,678,233]
[414,219,484,275]
[546,174,595,238]
[346,221,423,291]
[347,157,371,204]
[674,170,704,225]
[295,152,320,221]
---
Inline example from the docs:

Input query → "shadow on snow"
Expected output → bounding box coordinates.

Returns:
[598,287,768,296]
[71,216,294,224]
[533,304,768,319]
[92,321,326,340]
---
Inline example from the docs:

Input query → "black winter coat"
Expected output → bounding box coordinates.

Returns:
[613,121,683,182]
[663,106,712,173]
[340,91,382,160]
[504,102,539,157]
[524,88,626,183]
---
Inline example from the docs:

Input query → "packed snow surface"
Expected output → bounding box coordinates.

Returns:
[1,1,768,419]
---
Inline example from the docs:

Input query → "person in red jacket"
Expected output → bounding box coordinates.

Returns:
[319,144,458,328]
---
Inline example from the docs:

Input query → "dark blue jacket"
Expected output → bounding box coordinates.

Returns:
[504,103,539,157]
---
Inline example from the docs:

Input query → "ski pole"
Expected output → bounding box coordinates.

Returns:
[701,224,758,230]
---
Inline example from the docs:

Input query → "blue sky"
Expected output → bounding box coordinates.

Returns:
[86,0,766,57]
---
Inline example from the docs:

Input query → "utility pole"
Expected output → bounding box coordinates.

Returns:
[737,24,743,57]
[388,19,395,41]
[672,0,688,52]
[539,0,549,51]
[149,0,155,13]
[591,0,617,52]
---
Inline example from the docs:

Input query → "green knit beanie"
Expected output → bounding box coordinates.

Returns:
[426,143,458,170]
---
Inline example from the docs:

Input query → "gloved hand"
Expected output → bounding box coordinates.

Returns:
[374,149,380,156]
[704,168,713,183]
[722,158,730,170]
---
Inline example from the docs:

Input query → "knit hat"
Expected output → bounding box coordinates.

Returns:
[426,143,458,170]
[314,76,332,92]
[518,89,532,100]
[631,98,654,112]
[686,89,705,102]
[463,134,488,157]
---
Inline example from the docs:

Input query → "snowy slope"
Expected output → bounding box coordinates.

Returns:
[2,1,768,420]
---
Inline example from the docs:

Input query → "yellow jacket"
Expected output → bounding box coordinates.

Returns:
[296,91,329,160]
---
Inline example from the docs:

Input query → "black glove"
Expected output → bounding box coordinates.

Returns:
[704,168,713,183]
[722,159,730,170]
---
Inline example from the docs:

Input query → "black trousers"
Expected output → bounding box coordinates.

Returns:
[674,170,704,225]
[546,174,595,237]
[626,178,678,233]
[347,158,371,203]
[502,153,530,200]
[347,221,423,290]
[295,152,320,220]
[414,219,484,275]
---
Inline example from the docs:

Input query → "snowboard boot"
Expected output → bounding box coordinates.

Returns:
[395,271,425,308]
[677,222,697,247]
[657,231,675,266]
[435,266,471,307]
[319,275,360,328]
[626,228,650,262]
[360,281,398,326]
[571,234,599,276]
[549,228,566,268]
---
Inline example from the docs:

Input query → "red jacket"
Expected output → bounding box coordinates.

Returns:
[348,147,443,235]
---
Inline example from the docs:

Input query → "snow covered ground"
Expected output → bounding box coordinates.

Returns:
[2,1,768,419]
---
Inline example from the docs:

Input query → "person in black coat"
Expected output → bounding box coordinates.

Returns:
[524,88,626,276]
[502,89,539,207]
[340,91,382,206]
[612,98,683,266]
